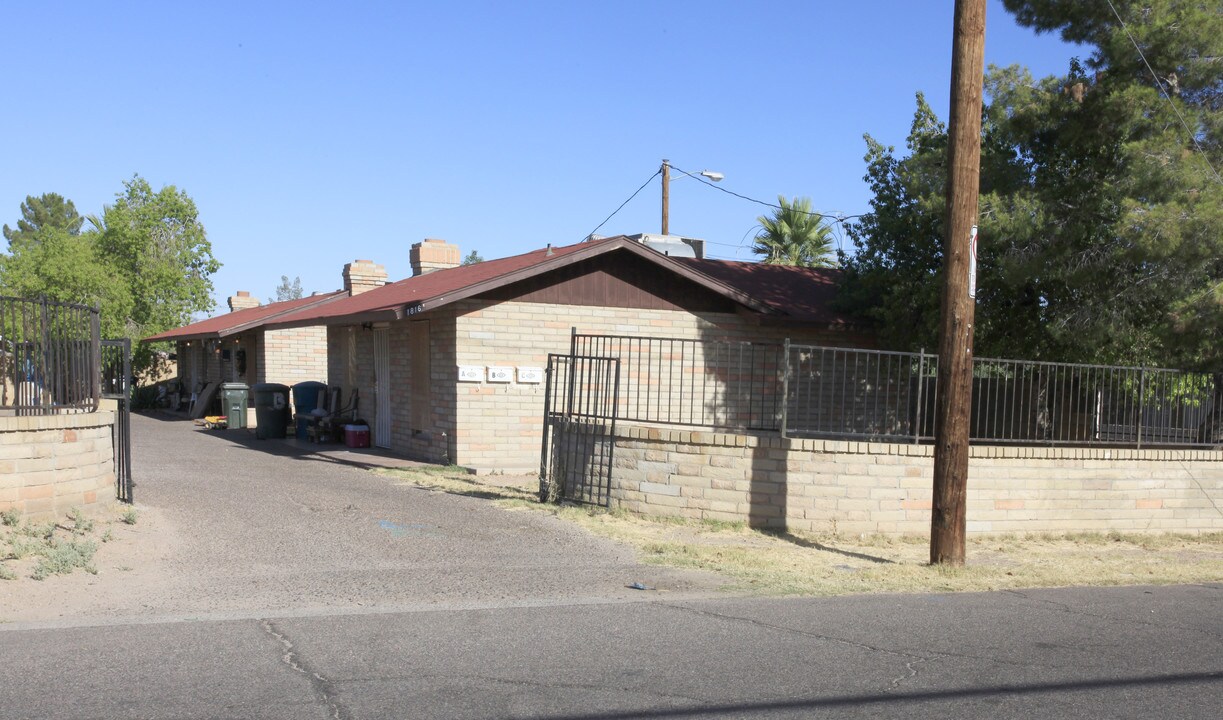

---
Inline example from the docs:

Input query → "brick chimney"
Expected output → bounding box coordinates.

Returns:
[342,259,388,296]
[410,238,461,276]
[227,291,261,312]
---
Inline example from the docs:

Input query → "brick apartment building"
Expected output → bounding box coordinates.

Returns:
[267,236,871,472]
[144,260,390,404]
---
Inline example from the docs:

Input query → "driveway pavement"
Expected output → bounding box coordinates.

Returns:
[0,412,725,626]
[1,413,1219,718]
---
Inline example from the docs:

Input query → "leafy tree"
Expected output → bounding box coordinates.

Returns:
[751,196,836,267]
[2,193,83,251]
[1,177,220,379]
[273,275,303,302]
[840,1,1223,369]
[461,250,484,265]
[0,224,132,338]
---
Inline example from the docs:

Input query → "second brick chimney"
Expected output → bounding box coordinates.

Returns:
[410,238,461,276]
[227,291,261,312]
[342,259,388,296]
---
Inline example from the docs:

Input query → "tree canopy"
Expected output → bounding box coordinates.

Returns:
[461,250,484,265]
[273,275,303,302]
[840,0,1223,369]
[751,196,837,268]
[1,177,221,378]
[2,193,83,251]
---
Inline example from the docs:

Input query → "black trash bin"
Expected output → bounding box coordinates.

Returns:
[220,383,249,429]
[252,383,290,439]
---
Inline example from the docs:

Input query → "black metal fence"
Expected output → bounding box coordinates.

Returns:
[572,333,782,431]
[570,332,1223,450]
[102,339,133,503]
[0,295,100,414]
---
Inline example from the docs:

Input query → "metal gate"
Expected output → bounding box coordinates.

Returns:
[101,339,133,503]
[539,353,620,506]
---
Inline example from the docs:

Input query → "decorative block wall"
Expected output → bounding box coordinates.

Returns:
[0,411,117,520]
[605,425,1223,536]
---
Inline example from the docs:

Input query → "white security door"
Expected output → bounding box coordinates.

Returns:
[373,329,392,448]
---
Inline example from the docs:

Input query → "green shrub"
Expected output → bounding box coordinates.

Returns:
[31,538,97,581]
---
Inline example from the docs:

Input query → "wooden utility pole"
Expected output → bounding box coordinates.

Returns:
[931,0,987,566]
[661,159,671,235]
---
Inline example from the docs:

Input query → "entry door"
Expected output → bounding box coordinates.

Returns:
[373,328,391,448]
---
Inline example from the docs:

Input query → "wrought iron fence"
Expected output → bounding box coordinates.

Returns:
[572,333,783,431]
[570,332,1222,450]
[0,295,101,414]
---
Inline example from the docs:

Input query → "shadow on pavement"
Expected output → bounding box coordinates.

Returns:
[145,410,433,473]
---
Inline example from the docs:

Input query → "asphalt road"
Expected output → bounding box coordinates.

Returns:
[1,414,1220,719]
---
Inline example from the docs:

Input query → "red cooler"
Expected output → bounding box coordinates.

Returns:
[344,424,370,448]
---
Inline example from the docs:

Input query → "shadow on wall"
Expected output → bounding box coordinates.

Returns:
[693,324,787,531]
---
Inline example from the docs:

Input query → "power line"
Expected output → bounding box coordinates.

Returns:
[1104,0,1223,185]
[581,169,660,242]
[668,163,866,224]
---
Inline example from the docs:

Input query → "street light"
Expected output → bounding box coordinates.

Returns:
[661,159,723,235]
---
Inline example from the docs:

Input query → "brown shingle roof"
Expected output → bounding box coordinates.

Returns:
[143,291,346,342]
[674,258,850,325]
[266,237,780,328]
[259,237,853,330]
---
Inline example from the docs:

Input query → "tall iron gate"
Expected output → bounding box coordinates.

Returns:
[539,353,620,506]
[101,339,133,503]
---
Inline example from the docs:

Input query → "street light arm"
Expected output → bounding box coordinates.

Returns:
[661,159,724,235]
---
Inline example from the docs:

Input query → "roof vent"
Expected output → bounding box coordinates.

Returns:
[627,233,702,259]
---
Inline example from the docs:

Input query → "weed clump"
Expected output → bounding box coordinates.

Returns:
[31,538,97,581]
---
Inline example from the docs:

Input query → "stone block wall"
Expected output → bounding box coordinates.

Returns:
[606,424,1223,536]
[0,412,117,521]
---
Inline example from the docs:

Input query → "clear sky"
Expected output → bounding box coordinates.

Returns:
[3,1,1082,315]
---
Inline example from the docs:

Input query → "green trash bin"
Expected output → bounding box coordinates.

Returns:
[220,383,249,430]
[252,383,290,439]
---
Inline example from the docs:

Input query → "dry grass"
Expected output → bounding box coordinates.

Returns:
[378,465,1223,596]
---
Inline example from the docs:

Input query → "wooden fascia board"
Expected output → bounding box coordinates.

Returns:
[145,330,221,343]
[266,307,402,331]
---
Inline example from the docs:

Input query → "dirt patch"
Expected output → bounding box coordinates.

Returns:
[0,504,184,624]
[380,466,1223,596]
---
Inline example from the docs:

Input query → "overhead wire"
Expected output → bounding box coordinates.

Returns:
[581,169,661,242]
[667,163,866,225]
[1104,0,1223,185]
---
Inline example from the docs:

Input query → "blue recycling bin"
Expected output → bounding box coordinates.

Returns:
[292,381,327,416]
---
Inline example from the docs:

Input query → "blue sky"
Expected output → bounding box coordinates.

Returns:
[3,1,1082,314]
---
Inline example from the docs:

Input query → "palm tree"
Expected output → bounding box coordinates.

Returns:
[751,196,836,267]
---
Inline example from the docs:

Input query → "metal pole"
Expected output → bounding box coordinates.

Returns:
[780,338,790,439]
[1136,366,1146,450]
[915,348,926,444]
[931,0,987,567]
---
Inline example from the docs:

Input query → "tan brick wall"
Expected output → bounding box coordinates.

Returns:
[260,326,328,387]
[449,299,870,471]
[603,425,1223,536]
[323,299,868,471]
[0,411,117,521]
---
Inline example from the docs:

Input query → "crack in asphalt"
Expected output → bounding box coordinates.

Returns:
[1002,588,1223,640]
[658,601,1055,691]
[260,619,355,720]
